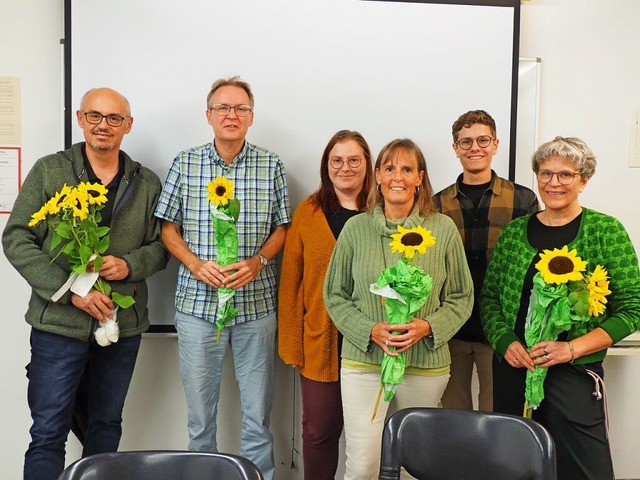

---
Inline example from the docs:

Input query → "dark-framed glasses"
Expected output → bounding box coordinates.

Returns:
[82,111,128,127]
[536,170,581,185]
[209,104,253,117]
[329,156,362,169]
[455,135,494,150]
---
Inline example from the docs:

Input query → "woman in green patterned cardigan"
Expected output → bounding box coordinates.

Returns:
[480,136,640,480]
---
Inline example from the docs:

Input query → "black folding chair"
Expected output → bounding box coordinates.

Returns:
[57,450,264,480]
[379,407,556,480]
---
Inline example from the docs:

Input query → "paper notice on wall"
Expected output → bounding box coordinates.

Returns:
[0,77,21,145]
[0,146,21,213]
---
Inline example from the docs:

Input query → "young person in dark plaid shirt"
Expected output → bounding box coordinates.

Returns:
[434,110,539,412]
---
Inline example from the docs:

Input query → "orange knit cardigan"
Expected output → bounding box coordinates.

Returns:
[278,198,343,382]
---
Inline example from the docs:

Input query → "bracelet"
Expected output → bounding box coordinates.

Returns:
[567,341,575,363]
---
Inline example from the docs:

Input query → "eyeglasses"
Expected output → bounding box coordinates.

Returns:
[536,170,581,185]
[209,104,253,117]
[82,111,128,127]
[455,135,495,150]
[329,156,362,169]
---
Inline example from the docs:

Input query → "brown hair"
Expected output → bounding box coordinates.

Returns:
[367,138,436,216]
[451,109,496,142]
[310,130,374,214]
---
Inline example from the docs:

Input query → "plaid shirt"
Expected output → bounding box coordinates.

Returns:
[434,171,539,341]
[155,140,291,324]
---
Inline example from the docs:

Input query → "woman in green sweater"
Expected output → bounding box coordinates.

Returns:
[323,138,473,480]
[480,136,640,480]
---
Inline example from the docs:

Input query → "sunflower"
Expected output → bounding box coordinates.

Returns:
[69,189,90,220]
[47,184,73,215]
[28,204,49,227]
[586,265,611,317]
[535,245,587,285]
[389,225,436,259]
[79,182,108,205]
[207,177,235,206]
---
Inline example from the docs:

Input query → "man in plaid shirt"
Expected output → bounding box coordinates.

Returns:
[155,76,290,480]
[434,110,539,412]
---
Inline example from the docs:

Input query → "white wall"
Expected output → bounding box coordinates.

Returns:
[2,1,640,479]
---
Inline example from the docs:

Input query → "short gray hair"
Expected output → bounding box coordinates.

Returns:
[531,136,596,179]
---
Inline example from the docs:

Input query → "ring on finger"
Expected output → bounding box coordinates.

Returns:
[545,353,551,362]
[543,347,549,355]
[385,339,389,347]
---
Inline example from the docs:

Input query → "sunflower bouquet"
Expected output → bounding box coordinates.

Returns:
[207,176,240,341]
[369,225,435,414]
[524,245,611,417]
[28,182,135,346]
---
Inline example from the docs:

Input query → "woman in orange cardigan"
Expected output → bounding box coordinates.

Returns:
[278,130,374,479]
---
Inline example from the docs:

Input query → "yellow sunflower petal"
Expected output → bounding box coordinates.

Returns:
[69,189,90,220]
[587,264,611,317]
[48,184,73,214]
[535,245,587,285]
[79,181,108,205]
[389,225,436,259]
[207,177,235,206]
[28,204,49,227]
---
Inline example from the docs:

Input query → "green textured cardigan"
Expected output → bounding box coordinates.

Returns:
[480,208,640,364]
[2,143,169,341]
[323,205,473,369]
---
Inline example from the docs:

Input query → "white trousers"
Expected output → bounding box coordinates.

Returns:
[341,368,449,480]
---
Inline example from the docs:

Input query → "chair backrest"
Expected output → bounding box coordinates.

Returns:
[57,450,264,480]
[379,407,556,480]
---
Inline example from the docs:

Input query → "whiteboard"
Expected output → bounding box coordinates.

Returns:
[66,0,520,330]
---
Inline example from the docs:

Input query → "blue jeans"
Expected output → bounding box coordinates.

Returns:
[175,311,276,480]
[24,328,141,480]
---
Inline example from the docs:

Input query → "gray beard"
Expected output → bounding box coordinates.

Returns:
[89,141,115,151]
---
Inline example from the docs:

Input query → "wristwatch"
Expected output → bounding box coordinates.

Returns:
[257,253,268,268]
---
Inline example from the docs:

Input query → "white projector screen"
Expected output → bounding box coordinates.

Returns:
[66,0,520,330]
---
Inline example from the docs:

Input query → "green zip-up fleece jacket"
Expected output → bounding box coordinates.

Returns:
[480,208,640,364]
[323,205,474,369]
[2,143,169,341]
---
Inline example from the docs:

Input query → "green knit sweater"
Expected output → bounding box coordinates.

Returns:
[323,205,473,369]
[480,208,640,364]
[2,143,169,341]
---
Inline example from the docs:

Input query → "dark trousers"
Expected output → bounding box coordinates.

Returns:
[24,328,141,480]
[493,355,614,480]
[299,374,344,480]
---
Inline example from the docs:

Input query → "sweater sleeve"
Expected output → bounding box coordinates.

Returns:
[2,159,74,302]
[323,221,379,354]
[422,218,474,348]
[278,204,307,367]
[118,171,169,282]
[480,222,523,356]
[589,215,640,343]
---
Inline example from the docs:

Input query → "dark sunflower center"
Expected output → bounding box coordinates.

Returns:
[548,256,574,275]
[401,232,423,247]
[88,190,100,198]
[215,186,227,196]
[56,194,67,205]
[74,198,82,209]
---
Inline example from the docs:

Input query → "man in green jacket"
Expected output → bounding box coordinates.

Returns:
[2,87,168,480]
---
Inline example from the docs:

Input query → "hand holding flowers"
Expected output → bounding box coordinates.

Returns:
[523,245,611,416]
[369,225,436,417]
[28,182,135,346]
[207,176,241,340]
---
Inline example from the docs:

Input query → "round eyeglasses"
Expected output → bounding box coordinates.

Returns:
[329,157,362,169]
[536,170,581,185]
[82,111,128,127]
[209,104,253,117]
[455,135,495,150]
